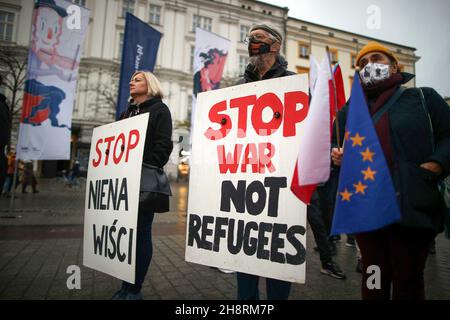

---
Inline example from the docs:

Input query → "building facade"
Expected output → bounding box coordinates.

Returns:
[285,18,419,99]
[0,0,419,178]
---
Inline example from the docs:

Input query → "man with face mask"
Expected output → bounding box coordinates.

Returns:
[331,41,450,300]
[237,24,295,85]
[233,24,295,300]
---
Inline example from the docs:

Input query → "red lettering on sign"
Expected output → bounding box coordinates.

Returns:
[230,95,256,138]
[204,101,232,141]
[217,144,243,174]
[251,93,283,136]
[204,91,308,139]
[258,142,276,173]
[91,129,141,168]
[126,130,140,163]
[217,143,277,174]
[113,133,126,164]
[103,136,115,166]
[283,91,309,137]
[92,139,103,168]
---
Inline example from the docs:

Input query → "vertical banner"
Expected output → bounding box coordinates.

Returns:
[116,13,161,120]
[186,75,310,284]
[83,114,149,283]
[191,28,231,143]
[17,0,90,160]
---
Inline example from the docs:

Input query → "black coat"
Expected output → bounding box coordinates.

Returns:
[236,55,296,85]
[332,73,450,234]
[0,94,10,188]
[121,97,173,212]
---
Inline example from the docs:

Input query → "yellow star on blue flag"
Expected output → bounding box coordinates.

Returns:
[331,73,401,235]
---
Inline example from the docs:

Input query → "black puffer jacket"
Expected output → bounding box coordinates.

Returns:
[120,97,173,213]
[236,55,295,85]
[121,97,173,168]
[332,73,450,234]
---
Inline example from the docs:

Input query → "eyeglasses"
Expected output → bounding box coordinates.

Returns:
[243,34,277,45]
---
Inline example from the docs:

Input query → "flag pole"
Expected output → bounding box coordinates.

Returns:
[8,159,19,216]
[326,46,342,149]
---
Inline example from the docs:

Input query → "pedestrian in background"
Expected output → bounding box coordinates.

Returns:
[68,160,80,187]
[2,150,20,197]
[0,74,11,196]
[22,161,38,194]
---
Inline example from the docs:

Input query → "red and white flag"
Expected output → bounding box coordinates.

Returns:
[290,55,334,204]
[333,63,346,117]
[309,56,320,95]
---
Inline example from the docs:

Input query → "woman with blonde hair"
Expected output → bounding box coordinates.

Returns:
[112,70,173,300]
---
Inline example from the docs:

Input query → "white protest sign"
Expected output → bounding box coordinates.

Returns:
[186,75,309,283]
[83,113,149,283]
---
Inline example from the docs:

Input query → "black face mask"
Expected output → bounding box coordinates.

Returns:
[248,39,273,57]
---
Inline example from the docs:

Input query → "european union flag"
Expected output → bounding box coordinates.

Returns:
[330,73,401,235]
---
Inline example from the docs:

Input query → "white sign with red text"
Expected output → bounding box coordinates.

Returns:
[186,75,309,283]
[83,114,148,283]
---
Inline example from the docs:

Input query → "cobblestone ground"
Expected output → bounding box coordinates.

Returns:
[0,178,449,300]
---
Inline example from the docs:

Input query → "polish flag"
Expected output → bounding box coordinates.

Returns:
[333,63,346,116]
[290,55,333,205]
[309,56,320,95]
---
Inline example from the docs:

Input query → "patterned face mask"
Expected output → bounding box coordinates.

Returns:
[359,63,390,85]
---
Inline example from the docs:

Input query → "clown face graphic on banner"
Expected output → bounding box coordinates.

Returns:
[17,0,90,160]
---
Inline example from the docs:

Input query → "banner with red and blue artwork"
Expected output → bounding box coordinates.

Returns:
[17,0,90,160]
[190,28,230,145]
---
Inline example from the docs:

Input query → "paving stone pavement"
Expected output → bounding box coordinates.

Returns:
[0,179,449,300]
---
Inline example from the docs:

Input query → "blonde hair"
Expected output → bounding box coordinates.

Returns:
[130,70,165,99]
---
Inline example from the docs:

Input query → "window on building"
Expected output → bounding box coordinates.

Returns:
[122,0,135,18]
[240,25,250,42]
[149,4,161,25]
[187,95,193,122]
[296,66,310,75]
[350,53,357,69]
[0,11,14,42]
[72,0,86,7]
[239,56,249,75]
[190,45,195,71]
[298,42,310,59]
[329,48,338,64]
[192,14,212,32]
[118,32,124,60]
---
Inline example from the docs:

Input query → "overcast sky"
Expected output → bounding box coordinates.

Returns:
[262,0,450,98]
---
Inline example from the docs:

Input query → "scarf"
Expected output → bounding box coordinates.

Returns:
[362,73,404,171]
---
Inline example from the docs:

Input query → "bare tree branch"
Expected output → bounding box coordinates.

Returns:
[0,45,28,146]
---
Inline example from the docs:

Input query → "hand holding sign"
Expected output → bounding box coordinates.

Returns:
[186,75,309,284]
[83,114,149,284]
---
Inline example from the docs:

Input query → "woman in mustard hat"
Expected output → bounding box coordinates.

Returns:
[332,41,450,300]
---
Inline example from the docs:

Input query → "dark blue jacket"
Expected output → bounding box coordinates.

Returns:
[332,73,450,233]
